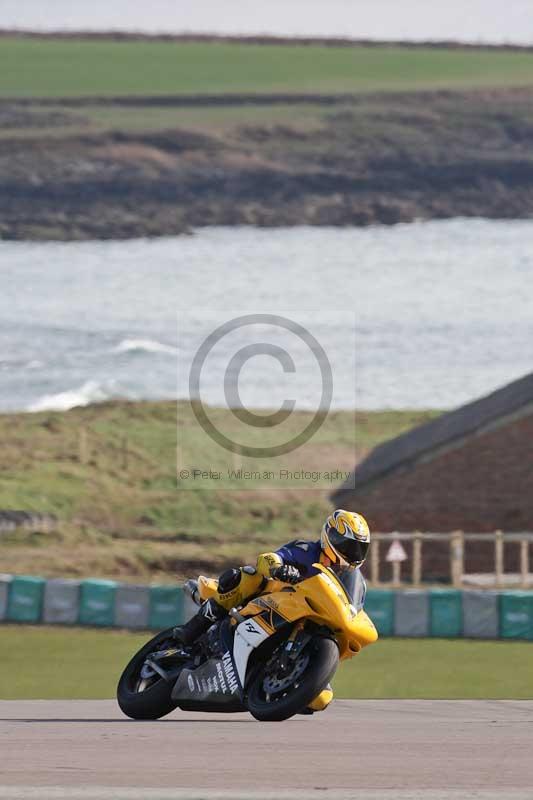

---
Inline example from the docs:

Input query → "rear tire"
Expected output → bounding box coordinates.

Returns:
[117,628,180,720]
[246,636,338,722]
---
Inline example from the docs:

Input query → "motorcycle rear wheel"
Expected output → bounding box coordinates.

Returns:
[117,628,181,720]
[246,636,338,722]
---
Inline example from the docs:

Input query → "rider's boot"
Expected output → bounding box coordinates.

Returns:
[300,683,333,714]
[173,598,226,646]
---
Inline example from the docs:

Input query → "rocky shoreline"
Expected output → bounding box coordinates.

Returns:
[2,87,533,240]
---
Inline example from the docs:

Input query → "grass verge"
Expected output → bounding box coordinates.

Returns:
[1,625,531,700]
[0,401,438,579]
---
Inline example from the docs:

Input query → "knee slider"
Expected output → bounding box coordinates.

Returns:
[217,567,241,594]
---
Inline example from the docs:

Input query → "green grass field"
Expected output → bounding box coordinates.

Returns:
[1,625,531,700]
[3,38,533,97]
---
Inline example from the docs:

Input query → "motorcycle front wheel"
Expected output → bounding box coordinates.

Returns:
[117,628,180,720]
[246,636,339,722]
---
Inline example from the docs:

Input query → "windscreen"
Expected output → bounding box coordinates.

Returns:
[328,565,367,612]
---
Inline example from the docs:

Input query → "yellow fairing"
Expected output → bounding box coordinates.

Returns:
[241,563,377,660]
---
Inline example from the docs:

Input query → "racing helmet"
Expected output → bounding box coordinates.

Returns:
[321,509,370,568]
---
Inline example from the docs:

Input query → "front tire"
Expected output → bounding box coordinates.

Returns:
[117,628,180,720]
[246,636,339,722]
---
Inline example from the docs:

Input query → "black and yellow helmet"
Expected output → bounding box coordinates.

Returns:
[321,509,370,568]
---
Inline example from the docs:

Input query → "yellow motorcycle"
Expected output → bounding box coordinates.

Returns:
[117,563,377,722]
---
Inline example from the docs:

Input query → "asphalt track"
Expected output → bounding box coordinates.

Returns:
[1,700,532,799]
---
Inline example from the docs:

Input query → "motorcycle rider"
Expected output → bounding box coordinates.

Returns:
[174,508,370,646]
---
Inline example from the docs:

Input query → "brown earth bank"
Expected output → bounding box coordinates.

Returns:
[2,87,533,240]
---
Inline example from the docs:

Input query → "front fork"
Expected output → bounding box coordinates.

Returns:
[278,621,310,672]
[279,622,335,713]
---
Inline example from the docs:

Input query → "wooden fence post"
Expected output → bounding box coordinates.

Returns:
[412,532,422,586]
[520,538,529,589]
[370,538,380,585]
[494,530,504,587]
[450,530,464,588]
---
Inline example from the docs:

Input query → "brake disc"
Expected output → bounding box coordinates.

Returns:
[262,652,310,694]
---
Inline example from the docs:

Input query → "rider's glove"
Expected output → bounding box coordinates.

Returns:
[271,564,301,584]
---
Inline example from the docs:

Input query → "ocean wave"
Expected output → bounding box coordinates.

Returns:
[27,381,108,412]
[0,357,44,370]
[114,338,179,356]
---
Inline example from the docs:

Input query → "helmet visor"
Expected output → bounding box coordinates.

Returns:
[327,527,369,565]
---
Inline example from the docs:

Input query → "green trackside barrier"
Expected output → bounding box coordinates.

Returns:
[430,589,463,637]
[78,579,117,627]
[500,591,533,640]
[149,585,184,630]
[3,574,533,639]
[364,589,394,636]
[6,575,45,623]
